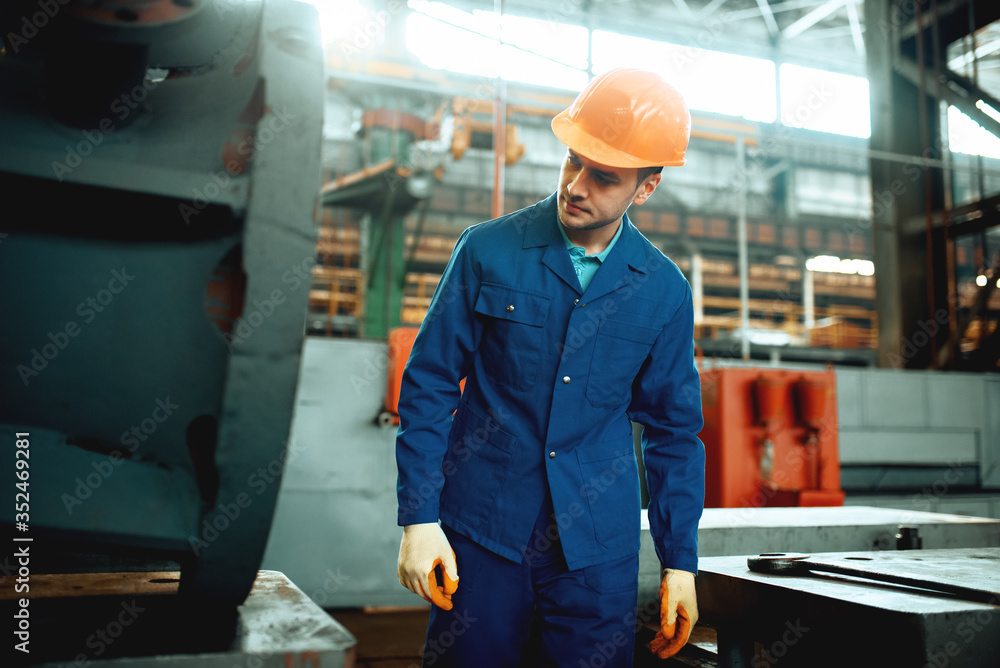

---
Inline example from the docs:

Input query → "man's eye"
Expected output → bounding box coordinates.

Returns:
[593,174,609,184]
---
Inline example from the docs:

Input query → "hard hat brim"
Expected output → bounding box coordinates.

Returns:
[551,110,686,169]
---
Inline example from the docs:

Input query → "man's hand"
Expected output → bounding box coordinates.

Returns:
[649,568,698,659]
[397,523,459,610]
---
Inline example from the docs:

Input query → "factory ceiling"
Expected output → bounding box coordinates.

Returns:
[436,0,867,74]
[435,0,1000,95]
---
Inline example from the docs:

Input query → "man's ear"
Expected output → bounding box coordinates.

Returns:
[633,172,661,206]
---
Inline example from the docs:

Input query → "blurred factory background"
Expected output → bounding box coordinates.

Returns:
[1,0,999,667]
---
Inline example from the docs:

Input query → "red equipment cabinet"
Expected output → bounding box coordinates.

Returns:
[380,326,464,426]
[699,366,845,508]
[381,327,421,426]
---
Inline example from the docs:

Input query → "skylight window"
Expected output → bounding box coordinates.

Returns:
[395,4,876,140]
[591,30,777,124]
[406,1,588,90]
[779,64,871,138]
[948,104,1000,159]
[298,0,381,50]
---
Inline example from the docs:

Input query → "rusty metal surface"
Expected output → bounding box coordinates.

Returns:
[25,571,356,668]
[698,548,1000,668]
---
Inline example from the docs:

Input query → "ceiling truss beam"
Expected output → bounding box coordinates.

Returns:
[756,0,781,37]
[783,0,850,40]
[894,56,1000,140]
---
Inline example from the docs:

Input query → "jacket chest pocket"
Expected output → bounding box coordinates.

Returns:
[586,316,661,407]
[474,282,551,392]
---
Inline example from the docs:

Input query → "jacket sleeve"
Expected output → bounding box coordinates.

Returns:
[627,280,705,573]
[396,226,482,526]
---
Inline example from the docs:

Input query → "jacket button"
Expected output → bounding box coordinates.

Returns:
[574,298,580,305]
[549,451,556,459]
[506,305,515,312]
[562,376,571,384]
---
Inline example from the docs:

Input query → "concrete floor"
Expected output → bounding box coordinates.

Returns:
[329,608,717,667]
[332,608,429,668]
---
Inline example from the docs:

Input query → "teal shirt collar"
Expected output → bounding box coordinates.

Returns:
[557,217,624,262]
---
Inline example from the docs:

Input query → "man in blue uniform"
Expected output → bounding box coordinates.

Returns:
[395,68,705,667]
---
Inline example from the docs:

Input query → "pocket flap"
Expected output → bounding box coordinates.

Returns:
[453,402,518,454]
[598,318,661,344]
[474,282,551,327]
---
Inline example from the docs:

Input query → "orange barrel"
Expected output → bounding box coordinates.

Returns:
[795,378,830,428]
[752,375,785,425]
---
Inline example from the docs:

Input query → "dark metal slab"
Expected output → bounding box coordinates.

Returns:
[10,571,356,668]
[697,548,1000,668]
[638,506,1000,607]
[746,551,1000,603]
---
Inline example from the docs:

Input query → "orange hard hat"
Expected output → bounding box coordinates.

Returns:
[551,68,691,168]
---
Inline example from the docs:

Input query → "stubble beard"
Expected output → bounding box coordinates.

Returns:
[558,210,620,232]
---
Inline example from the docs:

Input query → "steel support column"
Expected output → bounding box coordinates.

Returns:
[803,265,815,329]
[361,120,414,339]
[864,0,949,368]
[737,138,751,361]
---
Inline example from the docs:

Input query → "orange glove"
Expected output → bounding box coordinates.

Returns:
[426,554,459,610]
[397,523,459,610]
[649,568,697,659]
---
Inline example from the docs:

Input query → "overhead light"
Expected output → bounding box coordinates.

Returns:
[405,171,434,199]
[805,255,874,276]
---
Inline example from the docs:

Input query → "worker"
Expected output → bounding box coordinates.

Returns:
[395,67,706,667]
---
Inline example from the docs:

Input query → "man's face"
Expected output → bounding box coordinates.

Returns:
[557,149,660,232]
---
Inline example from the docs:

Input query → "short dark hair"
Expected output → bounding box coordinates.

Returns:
[636,165,663,187]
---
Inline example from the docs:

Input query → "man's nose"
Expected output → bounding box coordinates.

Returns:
[566,172,586,199]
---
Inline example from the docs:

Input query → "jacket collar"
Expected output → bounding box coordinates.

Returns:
[521,192,648,299]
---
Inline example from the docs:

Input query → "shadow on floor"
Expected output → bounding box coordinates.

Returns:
[328,608,717,667]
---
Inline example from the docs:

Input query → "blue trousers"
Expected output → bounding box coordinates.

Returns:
[423,495,640,668]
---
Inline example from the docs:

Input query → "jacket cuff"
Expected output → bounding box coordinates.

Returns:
[397,503,440,526]
[657,547,699,575]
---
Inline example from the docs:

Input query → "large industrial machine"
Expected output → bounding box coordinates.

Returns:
[0,1,354,665]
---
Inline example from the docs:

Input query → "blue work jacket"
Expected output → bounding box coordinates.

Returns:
[396,192,705,573]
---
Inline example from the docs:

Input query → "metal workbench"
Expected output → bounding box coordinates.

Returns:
[636,505,1000,605]
[695,548,1000,667]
